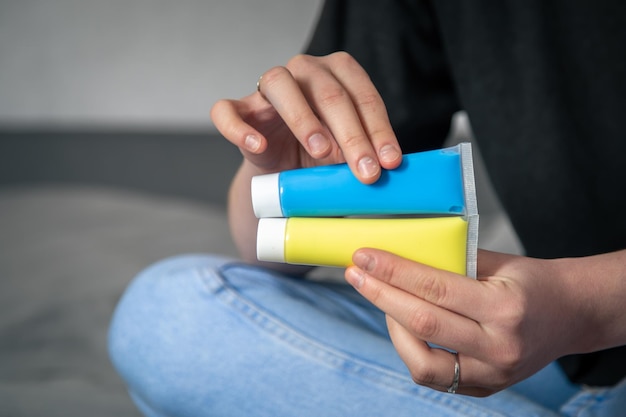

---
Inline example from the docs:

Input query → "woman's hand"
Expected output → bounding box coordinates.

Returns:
[211,52,402,182]
[344,248,626,397]
[211,52,403,265]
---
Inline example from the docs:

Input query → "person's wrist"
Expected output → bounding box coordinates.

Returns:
[240,158,270,177]
[552,252,626,354]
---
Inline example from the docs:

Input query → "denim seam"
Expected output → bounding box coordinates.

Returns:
[195,262,508,417]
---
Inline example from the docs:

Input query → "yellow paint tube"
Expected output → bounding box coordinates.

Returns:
[257,216,474,276]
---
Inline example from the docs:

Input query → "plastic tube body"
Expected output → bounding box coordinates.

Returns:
[257,217,470,275]
[252,144,472,218]
[253,143,479,277]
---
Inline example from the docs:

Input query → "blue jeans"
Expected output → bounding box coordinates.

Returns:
[109,255,626,417]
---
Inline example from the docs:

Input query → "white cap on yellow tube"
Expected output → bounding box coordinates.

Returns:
[256,218,287,262]
[251,173,283,218]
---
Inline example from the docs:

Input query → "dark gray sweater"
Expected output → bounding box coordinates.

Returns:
[306,0,626,387]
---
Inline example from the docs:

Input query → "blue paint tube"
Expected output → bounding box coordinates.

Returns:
[252,143,478,218]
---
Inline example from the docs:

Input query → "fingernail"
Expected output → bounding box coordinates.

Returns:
[353,251,375,272]
[345,267,365,289]
[358,156,380,179]
[308,133,329,156]
[245,134,261,152]
[379,144,401,164]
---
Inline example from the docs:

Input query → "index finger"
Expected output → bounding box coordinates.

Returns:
[289,53,402,182]
[350,248,491,321]
[324,53,402,170]
[345,261,486,356]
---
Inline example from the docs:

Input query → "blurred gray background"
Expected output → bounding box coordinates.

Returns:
[0,1,521,416]
[0,0,324,205]
[0,0,322,128]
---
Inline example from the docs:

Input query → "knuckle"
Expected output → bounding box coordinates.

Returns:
[210,98,234,113]
[209,100,241,137]
[492,373,514,392]
[416,274,449,305]
[367,283,386,305]
[368,127,394,144]
[355,91,383,113]
[378,258,399,282]
[329,51,357,67]
[318,85,349,110]
[408,309,439,339]
[339,132,369,151]
[288,110,309,131]
[209,99,227,120]
[492,337,525,374]
[500,291,527,333]
[261,66,291,88]
[286,53,313,70]
[330,52,368,77]
[487,366,517,393]
[502,345,525,370]
[410,364,437,386]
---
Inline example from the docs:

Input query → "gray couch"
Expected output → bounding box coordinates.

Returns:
[0,131,241,416]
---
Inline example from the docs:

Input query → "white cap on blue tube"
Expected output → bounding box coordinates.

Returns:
[251,173,283,218]
[256,218,287,263]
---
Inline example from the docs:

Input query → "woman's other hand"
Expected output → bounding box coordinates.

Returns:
[345,248,626,396]
[211,52,402,183]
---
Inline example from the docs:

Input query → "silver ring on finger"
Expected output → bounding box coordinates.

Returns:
[447,352,460,394]
[256,75,266,99]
